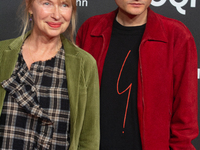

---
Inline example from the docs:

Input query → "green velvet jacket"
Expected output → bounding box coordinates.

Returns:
[0,33,100,150]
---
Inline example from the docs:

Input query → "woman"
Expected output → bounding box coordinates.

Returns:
[0,0,99,149]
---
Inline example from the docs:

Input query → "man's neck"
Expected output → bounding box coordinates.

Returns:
[116,9,148,27]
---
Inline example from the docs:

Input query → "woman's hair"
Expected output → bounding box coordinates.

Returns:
[19,0,77,44]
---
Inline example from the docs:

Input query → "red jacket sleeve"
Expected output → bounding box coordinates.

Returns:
[170,30,198,149]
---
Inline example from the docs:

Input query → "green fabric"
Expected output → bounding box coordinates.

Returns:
[0,33,100,150]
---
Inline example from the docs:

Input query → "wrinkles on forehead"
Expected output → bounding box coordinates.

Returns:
[36,0,71,5]
[61,0,72,5]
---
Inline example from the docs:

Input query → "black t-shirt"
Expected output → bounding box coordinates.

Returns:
[100,19,145,150]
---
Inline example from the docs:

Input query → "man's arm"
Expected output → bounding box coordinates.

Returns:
[170,33,198,149]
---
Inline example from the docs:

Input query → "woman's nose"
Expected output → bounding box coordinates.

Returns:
[51,6,61,20]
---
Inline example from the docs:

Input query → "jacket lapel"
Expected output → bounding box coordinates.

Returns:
[142,8,168,43]
[62,37,81,139]
[0,36,23,116]
[0,40,22,82]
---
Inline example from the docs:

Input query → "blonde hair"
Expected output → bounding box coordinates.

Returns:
[19,0,77,44]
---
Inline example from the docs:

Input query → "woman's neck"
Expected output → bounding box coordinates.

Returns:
[27,30,62,53]
[22,32,62,69]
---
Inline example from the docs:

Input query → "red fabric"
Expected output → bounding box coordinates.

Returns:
[76,8,198,150]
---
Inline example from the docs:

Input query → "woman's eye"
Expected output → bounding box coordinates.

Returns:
[44,2,50,5]
[62,4,68,7]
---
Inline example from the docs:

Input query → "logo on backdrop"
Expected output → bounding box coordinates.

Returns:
[76,0,88,7]
[151,0,196,15]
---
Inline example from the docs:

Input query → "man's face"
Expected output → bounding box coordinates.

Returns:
[115,0,152,17]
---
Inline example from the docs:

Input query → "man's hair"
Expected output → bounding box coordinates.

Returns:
[18,0,77,44]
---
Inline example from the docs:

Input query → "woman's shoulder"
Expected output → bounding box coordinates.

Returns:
[0,38,17,62]
[0,38,16,50]
[76,46,96,64]
[62,37,97,65]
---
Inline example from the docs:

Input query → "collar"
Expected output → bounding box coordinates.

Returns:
[90,8,168,43]
[91,9,117,37]
[143,8,168,43]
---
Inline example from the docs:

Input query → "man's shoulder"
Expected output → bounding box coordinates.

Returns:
[160,14,188,28]
[80,10,116,29]
[153,12,192,37]
[86,10,115,22]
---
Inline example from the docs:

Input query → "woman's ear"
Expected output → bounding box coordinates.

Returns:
[26,0,33,14]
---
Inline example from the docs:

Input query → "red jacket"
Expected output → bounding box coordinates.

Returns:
[76,8,198,150]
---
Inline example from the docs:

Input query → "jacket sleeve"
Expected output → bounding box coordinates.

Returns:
[170,32,199,149]
[78,60,100,150]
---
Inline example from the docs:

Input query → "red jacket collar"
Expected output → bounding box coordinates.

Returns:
[91,9,117,36]
[144,8,168,43]
[91,8,168,43]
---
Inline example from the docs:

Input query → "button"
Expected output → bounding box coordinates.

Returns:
[31,86,35,92]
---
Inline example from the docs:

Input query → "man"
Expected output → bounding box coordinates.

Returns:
[76,0,198,149]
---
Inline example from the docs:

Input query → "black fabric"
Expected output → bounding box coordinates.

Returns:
[100,19,145,150]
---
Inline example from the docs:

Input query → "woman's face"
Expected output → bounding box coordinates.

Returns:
[29,0,72,38]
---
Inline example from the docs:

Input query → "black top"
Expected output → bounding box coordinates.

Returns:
[100,19,145,150]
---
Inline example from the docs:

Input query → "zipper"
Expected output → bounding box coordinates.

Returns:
[139,40,145,150]
[98,34,105,67]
